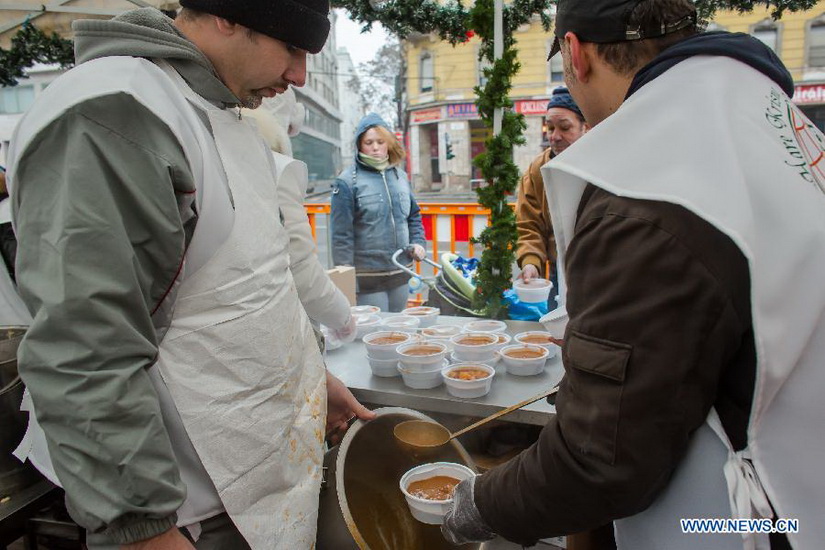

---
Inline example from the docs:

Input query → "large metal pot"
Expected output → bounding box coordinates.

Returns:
[0,326,40,498]
[317,407,481,550]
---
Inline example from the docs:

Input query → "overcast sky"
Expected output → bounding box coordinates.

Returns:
[334,8,391,67]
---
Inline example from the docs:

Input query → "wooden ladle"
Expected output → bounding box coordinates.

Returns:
[393,384,560,449]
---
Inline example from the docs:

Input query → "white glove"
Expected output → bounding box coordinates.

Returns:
[441,476,496,545]
[411,244,426,261]
[332,314,357,344]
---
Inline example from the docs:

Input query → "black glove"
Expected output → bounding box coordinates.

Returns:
[441,476,497,545]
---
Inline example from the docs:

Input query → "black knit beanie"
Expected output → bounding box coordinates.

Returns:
[179,0,331,54]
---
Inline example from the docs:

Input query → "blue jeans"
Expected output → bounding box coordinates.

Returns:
[357,283,409,312]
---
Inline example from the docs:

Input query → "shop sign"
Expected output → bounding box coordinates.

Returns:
[410,107,443,124]
[515,99,549,116]
[793,84,825,105]
[446,103,478,119]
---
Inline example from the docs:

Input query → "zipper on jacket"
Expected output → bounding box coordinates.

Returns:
[381,170,398,251]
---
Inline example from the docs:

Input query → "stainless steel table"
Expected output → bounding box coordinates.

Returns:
[324,315,562,426]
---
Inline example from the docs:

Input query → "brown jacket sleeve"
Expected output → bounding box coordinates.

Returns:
[474,186,752,546]
[516,149,556,275]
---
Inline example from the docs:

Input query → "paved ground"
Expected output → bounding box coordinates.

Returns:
[7,534,565,549]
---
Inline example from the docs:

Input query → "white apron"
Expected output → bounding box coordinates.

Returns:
[0,198,31,326]
[7,56,327,548]
[542,56,825,549]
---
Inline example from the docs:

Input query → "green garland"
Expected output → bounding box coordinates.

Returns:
[0,22,74,87]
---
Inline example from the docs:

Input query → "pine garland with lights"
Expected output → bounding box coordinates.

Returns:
[0,23,74,87]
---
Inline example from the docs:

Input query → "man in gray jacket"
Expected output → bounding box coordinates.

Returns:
[7,2,372,549]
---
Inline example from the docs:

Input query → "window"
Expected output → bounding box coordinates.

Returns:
[420,52,434,93]
[808,17,825,69]
[477,50,492,88]
[547,39,564,83]
[751,19,779,53]
[0,85,35,114]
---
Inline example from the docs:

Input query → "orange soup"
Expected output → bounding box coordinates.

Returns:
[408,476,461,501]
[505,348,545,359]
[448,367,490,381]
[402,345,443,356]
[369,334,408,345]
[520,334,554,345]
[456,335,496,346]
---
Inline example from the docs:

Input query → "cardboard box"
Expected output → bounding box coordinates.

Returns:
[326,265,356,306]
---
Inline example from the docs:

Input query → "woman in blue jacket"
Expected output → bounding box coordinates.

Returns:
[331,113,426,312]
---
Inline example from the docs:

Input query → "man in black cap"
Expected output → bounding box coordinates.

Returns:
[6,2,373,549]
[444,1,825,549]
[515,87,588,306]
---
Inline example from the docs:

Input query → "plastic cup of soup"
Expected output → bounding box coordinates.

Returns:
[363,331,412,360]
[514,331,559,358]
[397,360,447,389]
[441,363,495,398]
[351,305,381,316]
[397,341,448,371]
[421,324,461,351]
[450,332,499,361]
[402,306,440,328]
[513,278,553,303]
[367,356,400,377]
[400,462,476,524]
[463,319,508,334]
[354,314,382,340]
[499,344,549,376]
[382,315,421,333]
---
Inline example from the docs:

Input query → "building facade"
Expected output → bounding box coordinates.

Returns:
[335,47,364,171]
[403,1,825,192]
[709,3,825,130]
[0,1,178,165]
[291,11,344,189]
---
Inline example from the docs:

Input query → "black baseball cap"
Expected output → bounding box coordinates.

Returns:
[547,0,697,60]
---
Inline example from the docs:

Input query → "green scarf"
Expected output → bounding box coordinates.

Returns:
[359,152,390,172]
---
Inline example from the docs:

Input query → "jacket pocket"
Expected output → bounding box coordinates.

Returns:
[356,191,384,224]
[559,330,631,465]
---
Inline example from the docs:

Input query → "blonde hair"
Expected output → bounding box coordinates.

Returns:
[360,125,405,167]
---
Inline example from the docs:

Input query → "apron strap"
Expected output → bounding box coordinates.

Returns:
[706,408,773,550]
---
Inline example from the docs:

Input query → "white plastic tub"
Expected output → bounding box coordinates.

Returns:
[401,306,440,328]
[513,278,553,303]
[400,462,476,524]
[491,333,511,353]
[363,331,412,360]
[397,341,448,371]
[382,315,421,333]
[354,314,382,340]
[421,324,462,351]
[398,360,448,389]
[499,344,549,376]
[540,305,569,336]
[450,332,499,361]
[367,356,400,377]
[351,305,381,316]
[514,331,559,359]
[462,319,508,334]
[442,363,495,399]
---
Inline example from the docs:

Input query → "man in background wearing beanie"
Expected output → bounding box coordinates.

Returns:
[515,86,588,309]
[444,0,825,549]
[6,3,373,549]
